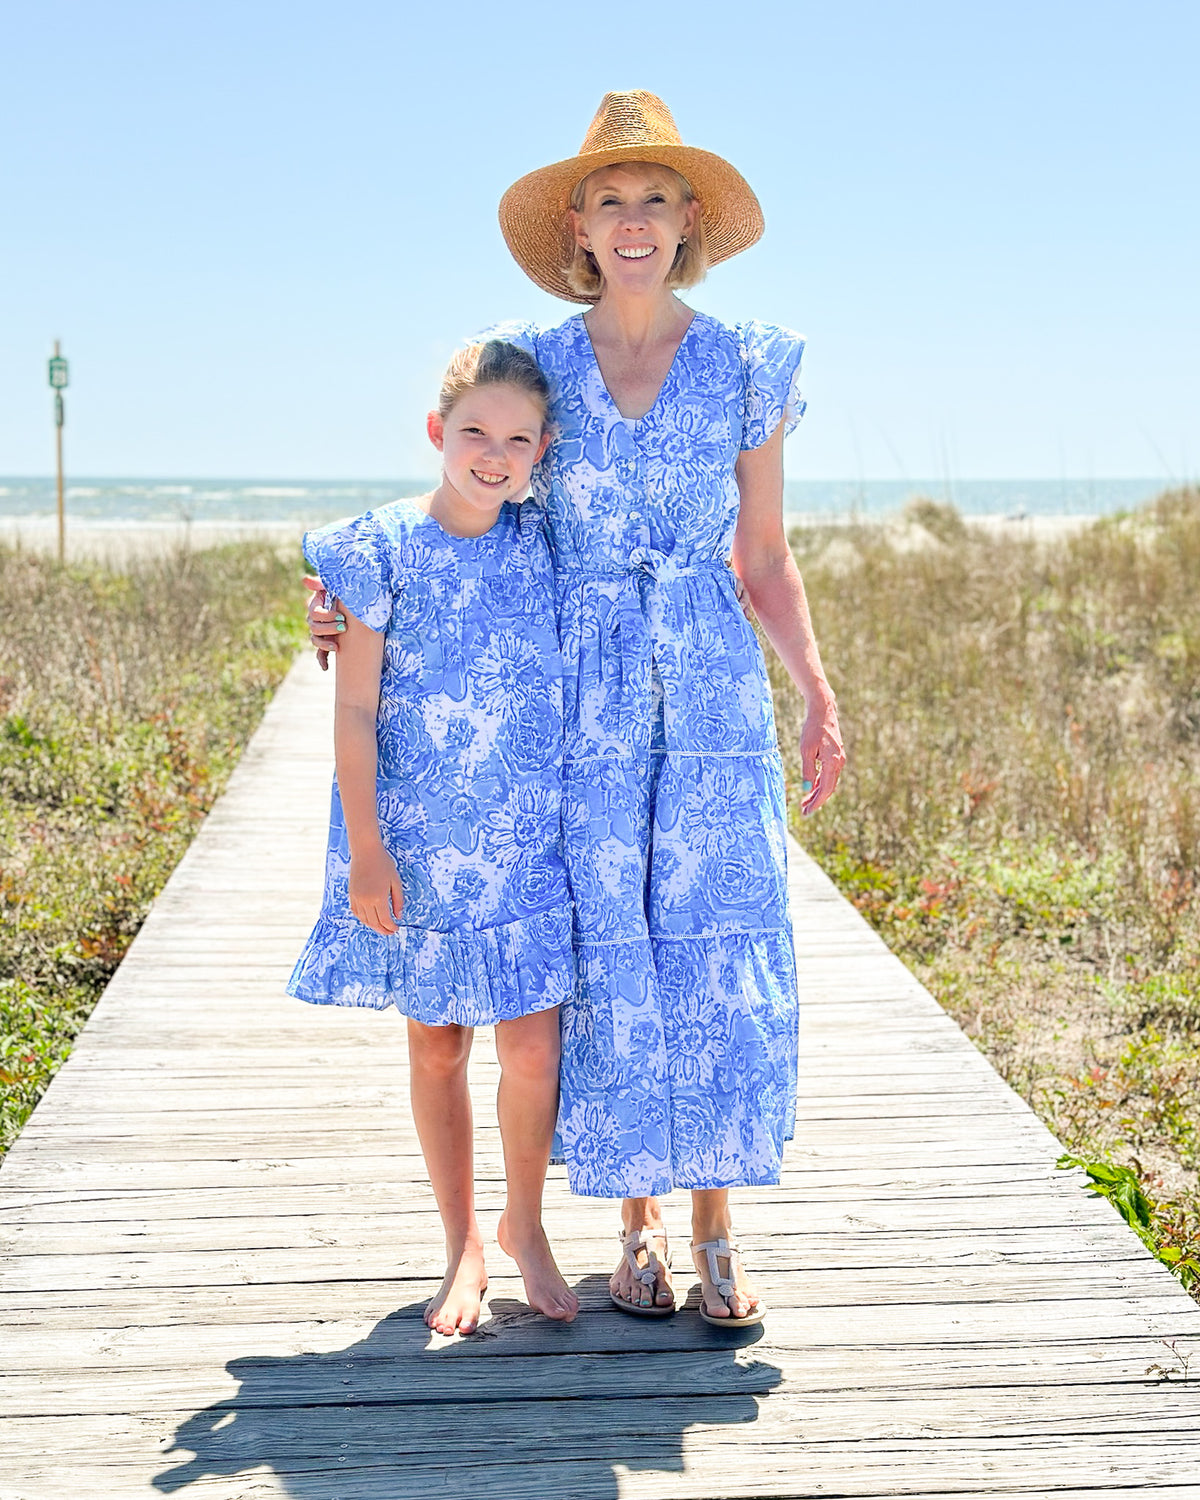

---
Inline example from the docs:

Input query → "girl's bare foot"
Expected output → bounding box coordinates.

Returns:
[425,1239,488,1335]
[497,1212,579,1322]
[610,1199,675,1311]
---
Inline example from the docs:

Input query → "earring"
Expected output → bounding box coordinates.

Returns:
[680,235,688,244]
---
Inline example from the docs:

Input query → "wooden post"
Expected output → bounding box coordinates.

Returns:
[49,341,68,563]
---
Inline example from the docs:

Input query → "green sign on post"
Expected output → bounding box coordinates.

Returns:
[48,354,69,390]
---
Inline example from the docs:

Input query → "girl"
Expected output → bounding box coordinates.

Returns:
[289,341,579,1334]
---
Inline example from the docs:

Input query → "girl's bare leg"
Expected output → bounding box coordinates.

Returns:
[406,1018,488,1335]
[494,1008,579,1322]
[609,1197,675,1310]
[689,1188,761,1319]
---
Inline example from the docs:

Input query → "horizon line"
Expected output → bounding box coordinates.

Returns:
[0,473,1182,487]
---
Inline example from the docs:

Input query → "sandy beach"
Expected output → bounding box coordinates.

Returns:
[1,510,1101,564]
[0,516,310,564]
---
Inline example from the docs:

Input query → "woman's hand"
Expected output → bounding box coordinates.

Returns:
[349,843,406,935]
[798,687,845,817]
[732,423,846,817]
[304,575,346,671]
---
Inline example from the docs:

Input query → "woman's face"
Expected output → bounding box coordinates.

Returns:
[570,162,699,295]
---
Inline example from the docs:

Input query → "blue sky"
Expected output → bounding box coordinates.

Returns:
[2,0,1196,482]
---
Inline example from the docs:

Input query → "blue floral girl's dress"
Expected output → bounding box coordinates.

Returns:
[288,498,575,1027]
[492,311,805,1198]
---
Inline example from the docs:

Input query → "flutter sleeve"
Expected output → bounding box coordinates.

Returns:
[738,320,807,450]
[473,319,541,359]
[302,511,394,632]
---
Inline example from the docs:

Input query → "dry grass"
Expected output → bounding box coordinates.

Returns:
[774,489,1200,1291]
[0,542,305,1155]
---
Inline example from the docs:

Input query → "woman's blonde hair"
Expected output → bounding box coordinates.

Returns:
[437,340,551,425]
[564,162,710,302]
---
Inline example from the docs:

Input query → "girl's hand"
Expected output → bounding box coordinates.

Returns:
[304,575,346,671]
[800,688,845,816]
[349,844,406,934]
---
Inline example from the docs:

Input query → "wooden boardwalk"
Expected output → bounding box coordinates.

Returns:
[3,658,1199,1499]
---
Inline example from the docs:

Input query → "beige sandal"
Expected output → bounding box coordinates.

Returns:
[690,1238,765,1327]
[610,1228,675,1318]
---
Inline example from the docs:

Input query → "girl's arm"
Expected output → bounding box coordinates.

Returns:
[334,610,405,933]
[732,421,845,814]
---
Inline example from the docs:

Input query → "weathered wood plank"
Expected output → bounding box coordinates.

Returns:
[0,1168,1133,1225]
[5,1389,1200,1460]
[0,1172,1178,1251]
[0,1336,1184,1395]
[4,1413,1200,1499]
[1,1280,1195,1352]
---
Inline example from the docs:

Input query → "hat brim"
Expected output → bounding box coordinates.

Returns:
[498,143,764,304]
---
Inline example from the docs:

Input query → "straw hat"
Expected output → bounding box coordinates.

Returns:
[498,90,764,303]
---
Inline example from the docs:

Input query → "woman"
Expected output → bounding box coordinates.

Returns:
[311,91,843,1325]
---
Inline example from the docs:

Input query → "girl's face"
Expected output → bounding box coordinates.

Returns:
[570,162,699,295]
[427,383,550,524]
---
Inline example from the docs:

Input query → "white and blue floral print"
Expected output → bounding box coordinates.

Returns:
[488,311,805,1198]
[288,498,575,1027]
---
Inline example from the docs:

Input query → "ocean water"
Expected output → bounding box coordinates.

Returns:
[0,474,1174,526]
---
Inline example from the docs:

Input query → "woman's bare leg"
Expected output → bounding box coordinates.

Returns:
[406,1018,487,1335]
[609,1196,675,1310]
[690,1188,761,1319]
[494,1007,578,1321]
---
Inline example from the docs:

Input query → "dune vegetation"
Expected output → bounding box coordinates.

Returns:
[777,488,1200,1294]
[0,542,305,1155]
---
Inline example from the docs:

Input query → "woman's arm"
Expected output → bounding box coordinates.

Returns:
[731,421,845,814]
[334,611,405,932]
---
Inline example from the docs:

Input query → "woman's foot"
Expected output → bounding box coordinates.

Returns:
[425,1239,489,1336]
[609,1199,675,1312]
[498,1212,580,1322]
[689,1238,764,1324]
[610,1227,676,1316]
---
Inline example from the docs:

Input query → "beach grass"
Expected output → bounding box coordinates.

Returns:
[775,487,1200,1294]
[0,541,305,1156]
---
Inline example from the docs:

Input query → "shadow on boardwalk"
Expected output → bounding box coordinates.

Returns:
[152,1278,781,1498]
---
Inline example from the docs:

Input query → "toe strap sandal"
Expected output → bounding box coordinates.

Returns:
[690,1238,766,1327]
[610,1228,675,1318]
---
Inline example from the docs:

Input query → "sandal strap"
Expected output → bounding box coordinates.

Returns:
[691,1237,742,1299]
[619,1228,671,1288]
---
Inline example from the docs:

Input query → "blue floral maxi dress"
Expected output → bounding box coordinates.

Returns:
[288,499,576,1026]
[495,312,806,1198]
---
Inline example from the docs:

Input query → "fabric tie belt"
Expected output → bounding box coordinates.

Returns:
[557,551,733,744]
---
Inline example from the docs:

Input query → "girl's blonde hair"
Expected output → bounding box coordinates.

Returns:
[437,340,550,425]
[564,162,710,302]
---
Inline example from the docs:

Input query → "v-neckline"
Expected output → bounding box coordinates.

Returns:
[579,309,701,423]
